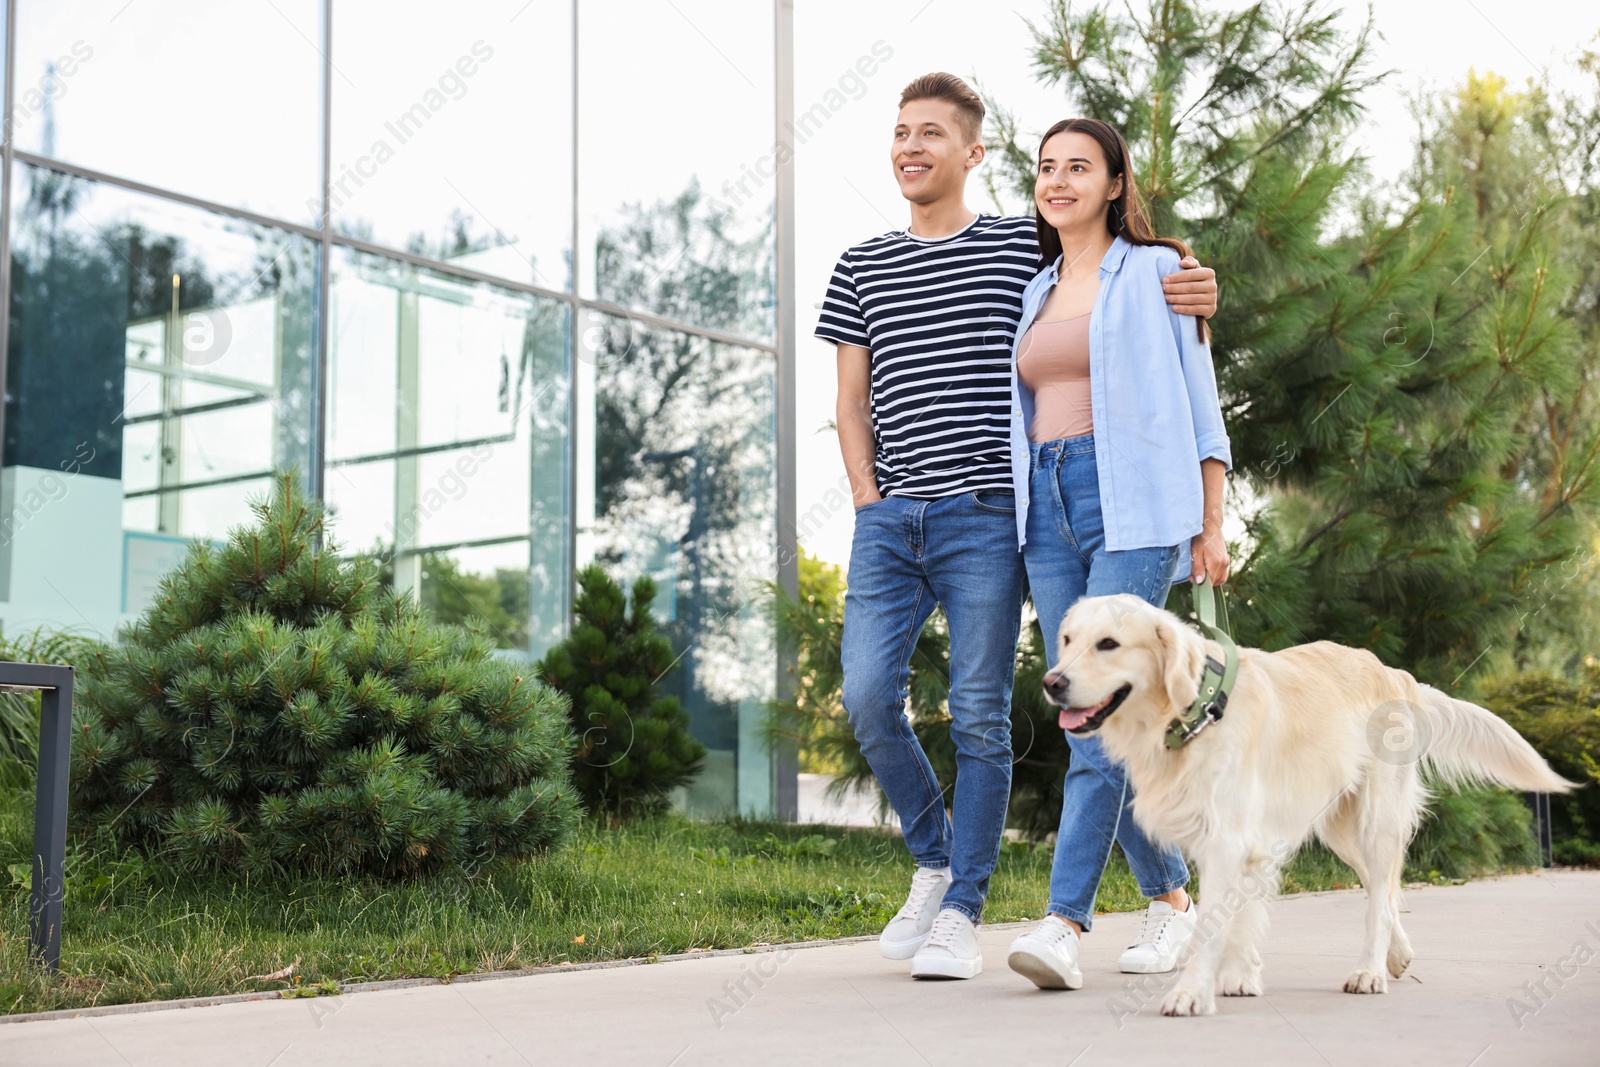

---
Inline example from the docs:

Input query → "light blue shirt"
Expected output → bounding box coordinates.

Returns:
[1008,235,1231,582]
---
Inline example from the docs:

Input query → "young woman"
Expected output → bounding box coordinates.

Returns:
[1001,118,1232,991]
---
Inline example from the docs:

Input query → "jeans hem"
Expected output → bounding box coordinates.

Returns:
[1045,903,1092,932]
[940,901,981,925]
[1137,876,1190,899]
[914,859,951,870]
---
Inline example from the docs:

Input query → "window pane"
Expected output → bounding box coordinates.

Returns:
[578,0,774,341]
[581,316,776,815]
[417,542,535,654]
[330,0,573,291]
[13,0,323,224]
[325,248,571,658]
[2,162,317,628]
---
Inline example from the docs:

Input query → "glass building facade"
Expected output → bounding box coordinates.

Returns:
[0,1,798,818]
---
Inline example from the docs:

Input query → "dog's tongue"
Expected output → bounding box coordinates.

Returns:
[1058,703,1102,731]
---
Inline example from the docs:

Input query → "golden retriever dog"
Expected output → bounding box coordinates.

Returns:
[1042,593,1577,1017]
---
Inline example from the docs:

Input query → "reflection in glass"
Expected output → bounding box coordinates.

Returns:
[583,315,776,816]
[325,247,570,659]
[13,0,323,224]
[330,0,573,290]
[3,161,317,623]
[417,543,534,652]
[579,0,775,339]
[1,0,786,816]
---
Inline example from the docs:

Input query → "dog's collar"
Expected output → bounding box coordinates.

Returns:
[1165,579,1239,750]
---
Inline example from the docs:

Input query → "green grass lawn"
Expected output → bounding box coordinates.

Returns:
[0,787,1367,1016]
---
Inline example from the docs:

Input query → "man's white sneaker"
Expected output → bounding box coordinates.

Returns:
[910,908,982,979]
[1118,899,1197,974]
[1007,916,1084,990]
[878,866,952,960]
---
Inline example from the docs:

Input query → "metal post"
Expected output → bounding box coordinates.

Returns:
[567,0,581,627]
[2,661,75,972]
[1529,793,1542,870]
[1526,791,1554,868]
[311,0,333,507]
[0,0,19,484]
[771,0,799,823]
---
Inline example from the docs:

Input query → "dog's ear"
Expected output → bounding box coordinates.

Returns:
[1157,612,1206,711]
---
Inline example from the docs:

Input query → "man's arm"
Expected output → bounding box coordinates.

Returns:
[1162,255,1218,319]
[836,342,881,507]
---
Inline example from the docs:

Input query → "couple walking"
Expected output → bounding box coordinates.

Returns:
[816,73,1231,989]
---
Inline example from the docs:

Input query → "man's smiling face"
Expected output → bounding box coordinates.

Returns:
[891,98,980,206]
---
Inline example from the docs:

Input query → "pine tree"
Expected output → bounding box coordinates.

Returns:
[536,564,706,819]
[69,473,580,877]
[1482,49,1600,675]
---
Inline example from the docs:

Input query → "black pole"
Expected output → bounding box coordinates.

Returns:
[2,662,75,972]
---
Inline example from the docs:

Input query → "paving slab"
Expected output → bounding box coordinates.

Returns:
[2,870,1596,1066]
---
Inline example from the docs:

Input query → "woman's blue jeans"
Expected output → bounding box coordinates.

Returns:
[841,489,1029,925]
[1024,432,1190,931]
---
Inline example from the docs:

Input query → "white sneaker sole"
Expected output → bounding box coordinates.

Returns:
[1008,948,1083,990]
[879,932,930,960]
[910,954,982,979]
[1118,955,1180,974]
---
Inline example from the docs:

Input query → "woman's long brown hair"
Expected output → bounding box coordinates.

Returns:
[1034,117,1206,342]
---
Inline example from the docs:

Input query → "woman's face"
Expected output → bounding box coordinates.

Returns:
[1035,130,1123,233]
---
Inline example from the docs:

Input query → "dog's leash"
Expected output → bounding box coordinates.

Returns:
[1164,575,1239,749]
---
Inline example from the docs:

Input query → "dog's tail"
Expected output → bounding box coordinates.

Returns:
[1415,685,1578,793]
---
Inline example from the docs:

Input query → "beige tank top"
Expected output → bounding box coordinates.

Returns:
[1018,312,1092,443]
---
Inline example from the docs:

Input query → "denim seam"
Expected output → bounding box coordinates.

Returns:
[1164,543,1182,589]
[941,901,981,925]
[1046,903,1095,932]
[1138,550,1172,602]
[1136,875,1191,899]
[891,580,950,868]
[1052,452,1093,571]
[970,491,1016,515]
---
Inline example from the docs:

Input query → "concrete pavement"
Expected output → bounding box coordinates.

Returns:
[2,869,1596,1066]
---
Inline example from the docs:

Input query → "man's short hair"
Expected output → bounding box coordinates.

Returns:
[898,72,985,144]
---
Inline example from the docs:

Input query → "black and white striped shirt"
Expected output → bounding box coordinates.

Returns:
[816,214,1039,499]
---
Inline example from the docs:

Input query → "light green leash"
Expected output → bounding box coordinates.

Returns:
[1164,576,1239,749]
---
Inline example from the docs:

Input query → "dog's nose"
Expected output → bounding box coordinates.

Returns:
[1043,670,1068,699]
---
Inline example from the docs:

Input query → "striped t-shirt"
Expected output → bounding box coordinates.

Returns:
[816,214,1039,499]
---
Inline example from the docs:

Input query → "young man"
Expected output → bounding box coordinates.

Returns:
[815,73,1218,980]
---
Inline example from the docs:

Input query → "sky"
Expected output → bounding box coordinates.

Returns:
[790,0,1600,568]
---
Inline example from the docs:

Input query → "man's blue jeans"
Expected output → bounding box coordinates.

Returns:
[842,489,1028,925]
[1024,433,1191,931]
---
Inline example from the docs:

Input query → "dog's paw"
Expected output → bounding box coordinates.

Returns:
[1386,930,1413,979]
[1343,969,1388,994]
[1161,987,1217,1016]
[1216,965,1263,997]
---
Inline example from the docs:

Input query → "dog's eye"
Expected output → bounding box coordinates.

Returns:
[1096,637,1119,651]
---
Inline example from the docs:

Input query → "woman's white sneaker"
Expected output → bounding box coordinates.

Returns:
[909,908,982,979]
[1118,899,1197,973]
[1007,916,1084,990]
[878,866,952,959]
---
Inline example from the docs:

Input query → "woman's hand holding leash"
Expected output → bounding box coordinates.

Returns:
[1191,523,1231,586]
